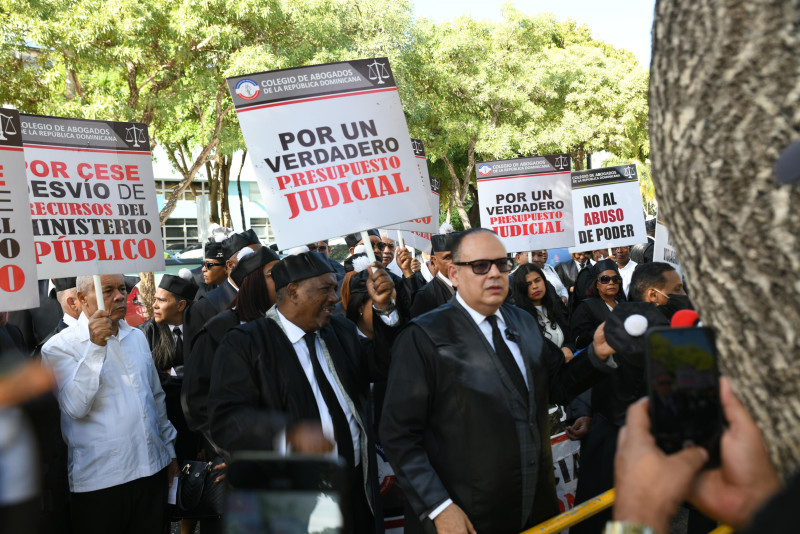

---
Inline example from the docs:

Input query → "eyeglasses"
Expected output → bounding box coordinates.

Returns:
[453,258,514,275]
[375,242,388,252]
[598,275,622,284]
[202,261,224,269]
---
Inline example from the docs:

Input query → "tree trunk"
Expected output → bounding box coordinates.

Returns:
[237,150,248,231]
[138,271,156,319]
[219,154,232,229]
[207,159,220,224]
[651,0,800,474]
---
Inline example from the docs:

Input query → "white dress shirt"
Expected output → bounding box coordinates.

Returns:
[618,260,638,296]
[541,264,568,300]
[62,312,78,328]
[42,313,176,493]
[275,309,362,464]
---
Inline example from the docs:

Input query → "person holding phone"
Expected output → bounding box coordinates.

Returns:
[610,377,791,534]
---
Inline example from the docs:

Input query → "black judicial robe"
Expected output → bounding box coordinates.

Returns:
[184,280,237,354]
[181,309,239,452]
[8,280,62,353]
[379,298,616,534]
[408,276,454,318]
[208,312,397,533]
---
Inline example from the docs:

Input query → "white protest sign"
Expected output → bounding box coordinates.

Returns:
[477,154,575,251]
[385,139,439,235]
[227,58,431,249]
[653,211,681,275]
[21,114,165,277]
[0,109,39,310]
[571,164,647,250]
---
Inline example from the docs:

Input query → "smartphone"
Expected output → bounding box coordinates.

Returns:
[224,453,348,534]
[645,326,723,467]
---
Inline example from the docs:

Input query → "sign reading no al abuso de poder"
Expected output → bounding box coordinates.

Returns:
[21,113,164,278]
[227,58,431,249]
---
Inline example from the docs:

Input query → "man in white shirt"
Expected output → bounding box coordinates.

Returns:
[380,229,617,534]
[42,274,177,534]
[613,245,638,296]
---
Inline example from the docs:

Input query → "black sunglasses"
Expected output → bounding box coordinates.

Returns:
[202,261,224,269]
[453,258,514,275]
[598,275,622,284]
[375,242,388,252]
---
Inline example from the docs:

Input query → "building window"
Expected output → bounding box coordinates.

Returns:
[250,217,272,242]
[161,218,198,250]
[158,180,209,201]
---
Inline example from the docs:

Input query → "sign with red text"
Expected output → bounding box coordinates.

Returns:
[477,155,575,251]
[227,58,431,249]
[0,109,39,310]
[653,212,681,275]
[385,139,439,236]
[571,165,647,250]
[21,114,164,277]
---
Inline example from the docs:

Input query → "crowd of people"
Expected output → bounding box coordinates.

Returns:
[0,224,795,534]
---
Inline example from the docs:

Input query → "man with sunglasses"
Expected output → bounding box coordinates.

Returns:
[193,242,227,300]
[381,228,618,534]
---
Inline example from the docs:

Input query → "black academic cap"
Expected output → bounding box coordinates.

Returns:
[231,247,281,287]
[348,270,369,295]
[204,242,225,261]
[159,274,198,301]
[591,258,619,277]
[344,229,379,249]
[604,302,669,356]
[53,277,77,292]
[272,251,335,290]
[124,275,140,293]
[222,230,261,260]
[431,232,460,254]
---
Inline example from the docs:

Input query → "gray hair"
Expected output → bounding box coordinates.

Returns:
[56,287,77,305]
[75,276,95,295]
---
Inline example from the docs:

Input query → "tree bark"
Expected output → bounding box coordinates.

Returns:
[651,0,800,473]
[237,150,248,231]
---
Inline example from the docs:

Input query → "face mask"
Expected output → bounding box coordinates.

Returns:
[655,290,694,319]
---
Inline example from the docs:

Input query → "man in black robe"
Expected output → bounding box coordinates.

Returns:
[184,229,260,352]
[193,242,227,300]
[208,251,400,534]
[408,232,460,317]
[380,228,618,534]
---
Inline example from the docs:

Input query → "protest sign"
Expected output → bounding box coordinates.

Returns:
[477,154,575,252]
[21,114,164,277]
[385,139,439,236]
[227,58,431,249]
[0,109,39,310]
[548,405,580,515]
[571,164,647,250]
[653,211,681,274]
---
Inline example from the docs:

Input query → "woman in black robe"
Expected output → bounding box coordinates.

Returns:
[569,259,626,351]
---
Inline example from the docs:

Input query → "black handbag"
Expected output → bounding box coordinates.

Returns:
[173,459,226,520]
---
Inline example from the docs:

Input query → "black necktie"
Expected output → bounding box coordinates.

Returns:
[487,316,528,400]
[173,327,183,364]
[304,333,355,466]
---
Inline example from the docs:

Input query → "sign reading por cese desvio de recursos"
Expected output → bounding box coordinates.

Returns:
[571,164,647,249]
[476,154,576,251]
[227,58,431,249]
[0,108,39,310]
[20,113,164,277]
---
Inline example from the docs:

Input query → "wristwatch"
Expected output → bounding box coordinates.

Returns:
[373,299,396,316]
[604,521,656,534]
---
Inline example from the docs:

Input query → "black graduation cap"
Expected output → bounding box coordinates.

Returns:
[272,251,335,290]
[431,231,460,254]
[231,247,281,287]
[604,302,669,356]
[159,274,198,301]
[222,230,261,260]
[348,270,369,295]
[344,229,379,249]
[53,277,77,292]
[204,242,225,261]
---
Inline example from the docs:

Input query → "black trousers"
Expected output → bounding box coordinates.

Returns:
[571,414,619,534]
[70,468,168,534]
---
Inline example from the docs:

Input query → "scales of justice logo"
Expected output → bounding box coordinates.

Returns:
[622,166,636,178]
[411,139,424,155]
[366,60,391,84]
[0,112,17,142]
[124,124,147,148]
[553,155,569,171]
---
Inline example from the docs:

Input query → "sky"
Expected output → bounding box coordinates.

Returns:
[412,0,656,66]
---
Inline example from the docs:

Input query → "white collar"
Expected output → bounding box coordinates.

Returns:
[436,271,453,287]
[62,313,78,327]
[456,292,504,327]
[275,307,310,345]
[227,277,239,291]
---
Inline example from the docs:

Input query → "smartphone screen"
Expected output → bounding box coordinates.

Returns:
[646,327,722,466]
